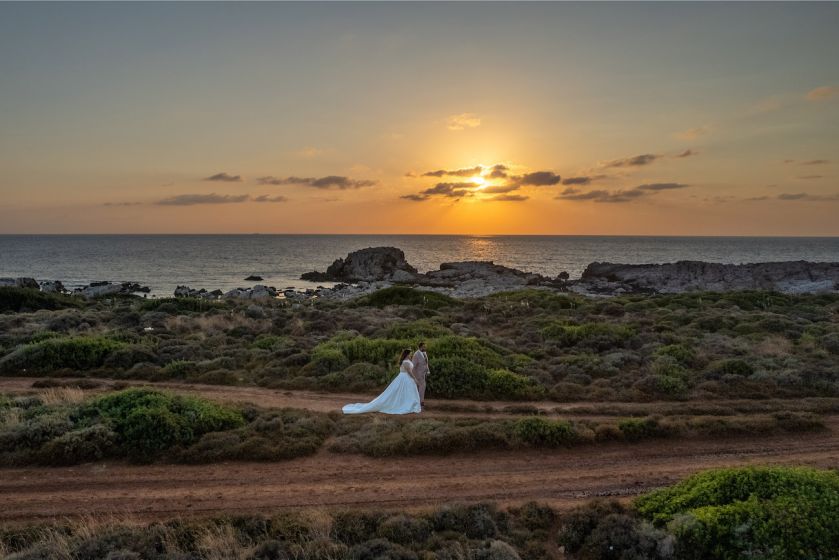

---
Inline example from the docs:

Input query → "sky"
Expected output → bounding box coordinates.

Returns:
[0,2,837,235]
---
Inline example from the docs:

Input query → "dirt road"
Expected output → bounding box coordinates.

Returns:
[1,377,838,524]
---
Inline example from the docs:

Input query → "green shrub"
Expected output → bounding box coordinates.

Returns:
[0,287,80,313]
[618,417,671,441]
[704,359,754,379]
[161,359,197,378]
[635,466,839,560]
[486,369,543,400]
[654,344,697,367]
[514,417,577,447]
[357,287,457,309]
[542,322,634,349]
[79,388,244,458]
[0,336,126,373]
[138,297,224,313]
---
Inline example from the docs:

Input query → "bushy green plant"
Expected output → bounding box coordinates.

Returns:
[542,322,634,350]
[635,466,839,560]
[138,297,224,313]
[0,336,126,373]
[704,359,754,379]
[356,287,457,309]
[79,388,244,458]
[0,287,81,313]
[514,417,578,447]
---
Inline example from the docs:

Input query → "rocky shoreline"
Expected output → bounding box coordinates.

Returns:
[3,246,838,301]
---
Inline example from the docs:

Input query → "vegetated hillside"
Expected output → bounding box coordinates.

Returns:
[2,466,837,560]
[1,286,838,402]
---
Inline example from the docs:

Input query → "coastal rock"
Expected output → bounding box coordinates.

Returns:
[222,285,278,300]
[39,280,66,294]
[0,277,39,290]
[244,275,263,281]
[576,261,839,295]
[301,247,418,282]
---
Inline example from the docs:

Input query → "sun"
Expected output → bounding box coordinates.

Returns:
[470,176,488,189]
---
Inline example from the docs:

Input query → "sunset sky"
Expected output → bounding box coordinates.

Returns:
[1,2,837,235]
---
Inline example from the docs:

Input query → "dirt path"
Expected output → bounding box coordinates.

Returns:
[2,428,838,524]
[2,376,838,525]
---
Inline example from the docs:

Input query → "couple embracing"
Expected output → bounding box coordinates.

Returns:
[342,343,430,415]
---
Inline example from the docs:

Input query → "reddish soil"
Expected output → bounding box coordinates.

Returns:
[1,377,837,525]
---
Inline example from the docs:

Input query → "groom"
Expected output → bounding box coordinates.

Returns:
[412,342,430,408]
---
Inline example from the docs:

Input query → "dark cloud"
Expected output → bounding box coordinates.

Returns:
[798,175,823,180]
[256,175,376,189]
[252,194,288,203]
[422,182,476,198]
[676,149,698,158]
[421,166,483,178]
[104,201,142,207]
[401,194,430,202]
[487,164,509,179]
[515,171,562,186]
[802,159,830,166]
[481,183,521,194]
[635,182,689,191]
[777,192,839,201]
[204,172,242,182]
[557,182,689,203]
[490,194,529,202]
[562,176,592,186]
[605,154,660,168]
[156,193,249,206]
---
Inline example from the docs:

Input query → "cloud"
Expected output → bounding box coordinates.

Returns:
[487,164,509,179]
[402,182,477,202]
[635,182,689,191]
[675,149,698,158]
[421,166,482,178]
[562,176,593,186]
[156,193,249,206]
[798,175,823,180]
[604,154,660,168]
[103,201,142,207]
[749,97,783,115]
[446,113,481,131]
[557,182,689,203]
[422,182,476,197]
[481,183,521,194]
[675,126,710,140]
[513,171,562,186]
[489,194,529,202]
[401,194,430,202]
[776,192,839,201]
[802,159,830,166]
[203,172,242,182]
[252,195,288,203]
[806,86,838,101]
[256,175,377,189]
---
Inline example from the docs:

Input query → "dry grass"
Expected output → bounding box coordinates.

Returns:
[164,313,271,336]
[0,407,22,427]
[195,524,254,560]
[38,386,85,405]
[755,335,793,357]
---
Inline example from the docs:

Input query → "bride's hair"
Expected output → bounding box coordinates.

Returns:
[398,348,411,365]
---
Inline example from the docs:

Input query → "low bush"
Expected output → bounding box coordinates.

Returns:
[0,336,125,374]
[356,287,457,309]
[78,388,245,458]
[542,322,634,350]
[0,287,81,313]
[514,417,578,447]
[635,466,839,560]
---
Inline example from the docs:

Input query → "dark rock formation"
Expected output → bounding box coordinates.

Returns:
[0,277,39,290]
[575,260,839,295]
[302,247,418,282]
[244,275,263,281]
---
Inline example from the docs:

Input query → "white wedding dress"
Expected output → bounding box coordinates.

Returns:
[342,359,422,415]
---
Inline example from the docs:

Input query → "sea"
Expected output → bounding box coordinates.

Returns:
[1,235,838,297]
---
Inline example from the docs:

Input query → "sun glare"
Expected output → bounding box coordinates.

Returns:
[470,176,488,189]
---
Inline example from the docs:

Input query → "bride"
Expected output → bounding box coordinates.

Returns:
[342,348,422,415]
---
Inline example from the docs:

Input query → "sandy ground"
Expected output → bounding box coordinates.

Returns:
[1,377,838,525]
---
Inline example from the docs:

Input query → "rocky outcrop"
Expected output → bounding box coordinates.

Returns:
[574,261,839,295]
[39,280,65,294]
[301,247,418,282]
[412,261,549,297]
[0,277,39,290]
[244,275,263,281]
[73,281,151,299]
[224,285,278,300]
[174,286,224,299]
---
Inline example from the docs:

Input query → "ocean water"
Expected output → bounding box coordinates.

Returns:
[1,235,838,296]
